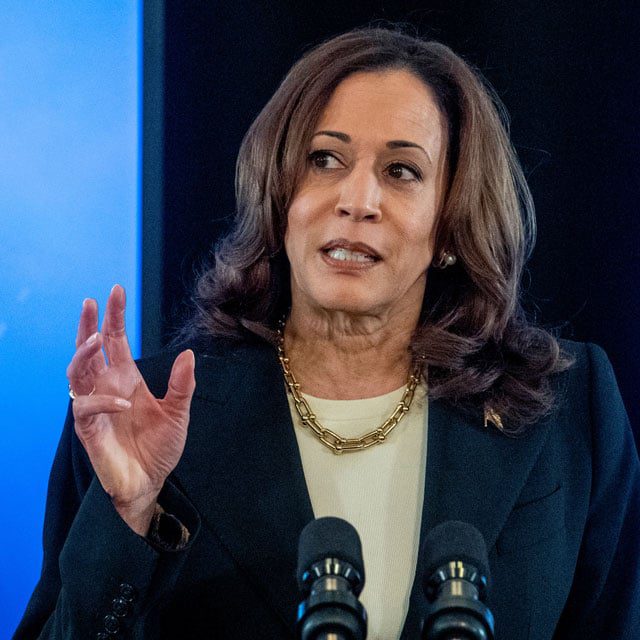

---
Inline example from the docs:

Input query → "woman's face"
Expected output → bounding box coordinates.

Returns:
[285,69,447,322]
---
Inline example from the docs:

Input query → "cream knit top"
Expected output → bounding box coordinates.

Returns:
[287,384,428,640]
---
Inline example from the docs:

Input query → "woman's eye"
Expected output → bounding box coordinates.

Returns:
[387,163,421,181]
[308,150,342,169]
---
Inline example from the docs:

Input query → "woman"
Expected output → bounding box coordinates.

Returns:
[16,27,639,639]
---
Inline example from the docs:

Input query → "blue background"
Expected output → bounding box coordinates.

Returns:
[0,3,139,635]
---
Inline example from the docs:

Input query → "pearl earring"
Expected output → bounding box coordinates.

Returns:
[435,251,457,269]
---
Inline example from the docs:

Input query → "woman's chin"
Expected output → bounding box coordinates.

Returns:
[292,276,425,321]
[308,290,389,318]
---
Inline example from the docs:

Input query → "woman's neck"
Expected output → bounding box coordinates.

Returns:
[283,304,419,400]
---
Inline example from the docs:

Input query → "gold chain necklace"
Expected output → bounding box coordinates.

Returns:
[277,322,424,454]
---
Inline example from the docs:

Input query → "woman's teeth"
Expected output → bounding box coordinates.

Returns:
[326,248,376,263]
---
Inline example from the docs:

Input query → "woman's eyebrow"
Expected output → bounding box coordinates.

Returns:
[387,140,433,165]
[312,131,432,164]
[313,130,351,142]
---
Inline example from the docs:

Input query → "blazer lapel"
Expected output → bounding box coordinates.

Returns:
[173,342,313,636]
[401,398,553,638]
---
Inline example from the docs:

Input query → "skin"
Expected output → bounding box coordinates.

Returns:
[284,69,448,399]
[66,69,447,535]
[67,285,195,535]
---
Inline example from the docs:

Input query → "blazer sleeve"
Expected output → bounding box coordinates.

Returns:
[554,343,640,639]
[13,402,201,640]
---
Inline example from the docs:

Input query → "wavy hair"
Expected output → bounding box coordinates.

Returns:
[180,26,572,432]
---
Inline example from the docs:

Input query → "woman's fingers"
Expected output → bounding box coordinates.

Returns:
[101,284,134,366]
[164,349,196,411]
[75,298,99,348]
[67,331,107,395]
[72,394,131,423]
[74,297,107,375]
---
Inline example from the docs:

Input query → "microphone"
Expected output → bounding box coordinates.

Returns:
[296,517,368,640]
[421,521,495,640]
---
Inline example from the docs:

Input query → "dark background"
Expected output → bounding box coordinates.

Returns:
[143,0,639,440]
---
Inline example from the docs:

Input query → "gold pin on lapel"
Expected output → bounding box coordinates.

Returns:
[484,405,504,432]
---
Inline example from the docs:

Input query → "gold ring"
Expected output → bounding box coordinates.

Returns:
[68,384,96,400]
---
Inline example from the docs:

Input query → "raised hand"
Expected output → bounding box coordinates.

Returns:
[66,284,196,535]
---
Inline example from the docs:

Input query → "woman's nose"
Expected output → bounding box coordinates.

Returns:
[334,166,382,221]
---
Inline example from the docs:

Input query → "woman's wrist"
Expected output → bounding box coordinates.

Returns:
[112,493,160,537]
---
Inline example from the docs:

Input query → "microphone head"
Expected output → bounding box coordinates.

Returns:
[422,521,490,586]
[297,517,365,592]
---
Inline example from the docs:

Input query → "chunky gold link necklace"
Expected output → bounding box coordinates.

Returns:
[277,322,424,454]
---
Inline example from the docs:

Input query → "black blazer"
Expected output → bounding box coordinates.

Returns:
[14,338,640,639]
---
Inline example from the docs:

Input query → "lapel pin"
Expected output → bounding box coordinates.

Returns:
[484,406,504,432]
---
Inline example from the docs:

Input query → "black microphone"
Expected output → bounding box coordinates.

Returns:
[296,517,368,640]
[421,521,495,640]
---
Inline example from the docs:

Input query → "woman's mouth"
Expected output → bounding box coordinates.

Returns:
[320,240,382,266]
[325,247,377,263]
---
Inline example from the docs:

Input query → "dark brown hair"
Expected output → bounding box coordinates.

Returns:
[180,26,572,432]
